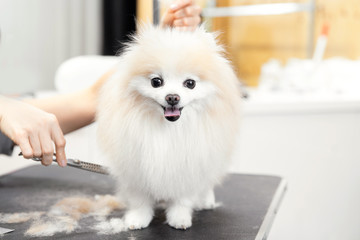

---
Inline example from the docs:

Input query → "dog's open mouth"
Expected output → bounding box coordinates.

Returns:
[162,106,183,122]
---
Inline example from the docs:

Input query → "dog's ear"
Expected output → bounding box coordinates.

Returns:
[135,21,156,35]
[125,22,161,51]
[115,22,158,57]
[193,25,225,57]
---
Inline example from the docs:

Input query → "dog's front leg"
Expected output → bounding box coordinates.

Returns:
[194,188,220,210]
[123,193,154,230]
[166,198,193,230]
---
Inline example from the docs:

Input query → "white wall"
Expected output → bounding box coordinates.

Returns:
[230,95,360,240]
[0,0,102,94]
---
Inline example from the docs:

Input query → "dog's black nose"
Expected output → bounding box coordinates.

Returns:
[165,94,180,106]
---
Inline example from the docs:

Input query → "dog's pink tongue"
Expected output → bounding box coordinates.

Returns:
[164,107,181,117]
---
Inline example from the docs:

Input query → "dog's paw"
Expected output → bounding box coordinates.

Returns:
[166,205,192,230]
[197,195,221,210]
[195,189,221,210]
[199,200,221,210]
[167,213,192,230]
[168,217,192,230]
[124,208,153,230]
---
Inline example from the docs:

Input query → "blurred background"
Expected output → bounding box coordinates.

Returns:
[1,1,360,240]
[0,0,136,94]
[1,0,360,92]
[209,0,360,86]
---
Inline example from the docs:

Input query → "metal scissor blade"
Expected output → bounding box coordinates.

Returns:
[0,227,14,234]
[18,152,109,175]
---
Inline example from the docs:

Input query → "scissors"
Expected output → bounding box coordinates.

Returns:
[19,152,109,175]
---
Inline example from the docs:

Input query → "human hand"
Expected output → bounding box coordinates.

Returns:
[0,97,67,167]
[161,0,202,31]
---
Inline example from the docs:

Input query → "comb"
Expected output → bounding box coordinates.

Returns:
[19,153,109,175]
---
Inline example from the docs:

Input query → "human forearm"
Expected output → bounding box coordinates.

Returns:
[25,67,115,134]
[26,89,96,134]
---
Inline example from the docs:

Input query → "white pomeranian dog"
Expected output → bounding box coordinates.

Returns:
[97,25,241,230]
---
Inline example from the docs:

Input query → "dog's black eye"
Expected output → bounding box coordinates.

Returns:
[151,77,163,88]
[183,79,196,89]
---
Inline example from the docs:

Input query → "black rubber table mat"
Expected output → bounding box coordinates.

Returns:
[0,166,284,240]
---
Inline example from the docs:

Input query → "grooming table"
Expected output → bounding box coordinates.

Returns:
[0,166,285,240]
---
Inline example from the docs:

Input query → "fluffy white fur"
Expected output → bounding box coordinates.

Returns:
[97,25,241,230]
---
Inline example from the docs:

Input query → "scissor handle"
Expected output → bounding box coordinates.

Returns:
[18,152,57,162]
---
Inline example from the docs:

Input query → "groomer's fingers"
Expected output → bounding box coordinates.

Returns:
[29,133,42,158]
[174,5,201,19]
[16,134,33,158]
[52,126,67,167]
[39,132,54,166]
[173,17,201,27]
[169,0,193,12]
[173,9,187,18]
[175,26,196,32]
[161,0,201,28]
